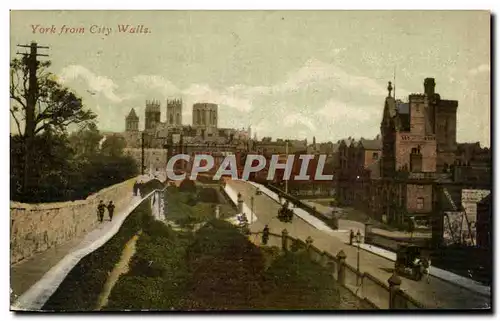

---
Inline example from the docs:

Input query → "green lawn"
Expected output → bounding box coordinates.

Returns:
[164,185,236,228]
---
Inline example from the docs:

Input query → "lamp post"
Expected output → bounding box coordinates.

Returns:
[356,229,362,285]
[250,195,254,225]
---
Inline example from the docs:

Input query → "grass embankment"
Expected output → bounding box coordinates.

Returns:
[43,180,345,311]
[42,201,152,311]
[164,184,236,228]
[105,219,342,311]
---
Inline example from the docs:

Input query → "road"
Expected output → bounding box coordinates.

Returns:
[303,200,431,239]
[229,180,490,309]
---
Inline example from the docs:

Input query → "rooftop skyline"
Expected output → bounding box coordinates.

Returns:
[10,10,490,146]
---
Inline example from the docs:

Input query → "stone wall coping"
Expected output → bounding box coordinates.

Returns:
[10,176,139,210]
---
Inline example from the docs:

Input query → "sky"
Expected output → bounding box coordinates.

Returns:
[10,10,491,146]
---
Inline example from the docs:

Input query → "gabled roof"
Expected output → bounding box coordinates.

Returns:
[126,108,139,119]
[359,138,382,150]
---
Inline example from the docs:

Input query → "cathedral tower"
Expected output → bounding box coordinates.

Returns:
[167,99,183,126]
[125,108,139,132]
[145,99,161,130]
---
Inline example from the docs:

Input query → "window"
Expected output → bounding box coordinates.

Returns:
[417,185,424,189]
[372,152,379,160]
[416,197,424,210]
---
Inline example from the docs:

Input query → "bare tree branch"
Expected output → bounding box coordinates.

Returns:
[10,108,22,136]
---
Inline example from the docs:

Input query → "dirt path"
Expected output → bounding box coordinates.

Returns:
[96,230,142,310]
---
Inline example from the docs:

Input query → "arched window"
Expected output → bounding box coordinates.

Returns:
[176,113,180,124]
[169,114,173,124]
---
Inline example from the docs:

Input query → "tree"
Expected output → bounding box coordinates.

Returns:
[69,122,102,158]
[101,134,126,157]
[10,57,96,194]
[10,58,96,137]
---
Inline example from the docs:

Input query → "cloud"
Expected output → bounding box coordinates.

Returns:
[468,64,490,76]
[182,84,253,112]
[283,113,317,131]
[133,75,180,96]
[230,58,404,99]
[316,99,380,122]
[58,65,127,103]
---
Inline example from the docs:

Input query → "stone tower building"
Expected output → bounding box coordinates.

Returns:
[192,103,218,137]
[125,108,139,132]
[166,99,183,127]
[380,78,458,177]
[145,100,161,130]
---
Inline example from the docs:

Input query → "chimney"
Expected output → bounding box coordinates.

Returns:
[410,148,423,172]
[424,78,436,96]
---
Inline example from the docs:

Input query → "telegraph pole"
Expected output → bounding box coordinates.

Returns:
[141,132,145,175]
[16,42,49,195]
[285,140,289,194]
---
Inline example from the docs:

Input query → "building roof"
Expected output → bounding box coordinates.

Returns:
[126,108,139,120]
[397,102,409,114]
[359,138,382,150]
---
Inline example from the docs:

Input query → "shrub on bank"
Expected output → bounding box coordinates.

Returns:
[136,179,165,197]
[258,251,341,310]
[105,217,191,310]
[183,219,266,310]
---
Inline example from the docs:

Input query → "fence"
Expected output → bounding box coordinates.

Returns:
[249,230,426,310]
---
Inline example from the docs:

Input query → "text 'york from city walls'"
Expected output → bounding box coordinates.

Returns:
[30,24,151,36]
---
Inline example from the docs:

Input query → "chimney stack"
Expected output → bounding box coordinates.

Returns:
[424,78,436,96]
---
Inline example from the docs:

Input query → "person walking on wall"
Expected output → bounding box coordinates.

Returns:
[97,200,106,223]
[107,201,115,221]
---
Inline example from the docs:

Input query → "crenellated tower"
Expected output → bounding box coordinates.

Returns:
[167,98,183,127]
[145,99,161,130]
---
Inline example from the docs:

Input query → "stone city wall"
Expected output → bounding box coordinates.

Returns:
[10,177,138,264]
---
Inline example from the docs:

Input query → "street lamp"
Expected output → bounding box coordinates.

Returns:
[250,195,255,226]
[356,229,362,285]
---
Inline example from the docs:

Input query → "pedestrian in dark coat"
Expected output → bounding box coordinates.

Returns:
[133,182,138,196]
[97,200,106,223]
[107,201,115,221]
[262,225,270,245]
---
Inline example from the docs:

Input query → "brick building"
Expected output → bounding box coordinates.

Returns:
[335,137,381,206]
[334,78,465,226]
[368,78,460,224]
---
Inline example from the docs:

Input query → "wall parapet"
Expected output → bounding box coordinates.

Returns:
[11,176,139,265]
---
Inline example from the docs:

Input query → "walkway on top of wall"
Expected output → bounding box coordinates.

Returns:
[10,186,157,311]
[247,181,491,299]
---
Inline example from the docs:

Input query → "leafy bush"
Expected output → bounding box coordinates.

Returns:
[10,132,139,203]
[184,219,265,309]
[104,276,169,311]
[106,217,191,310]
[136,179,165,197]
[197,187,220,203]
[258,251,341,310]
[179,179,196,193]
